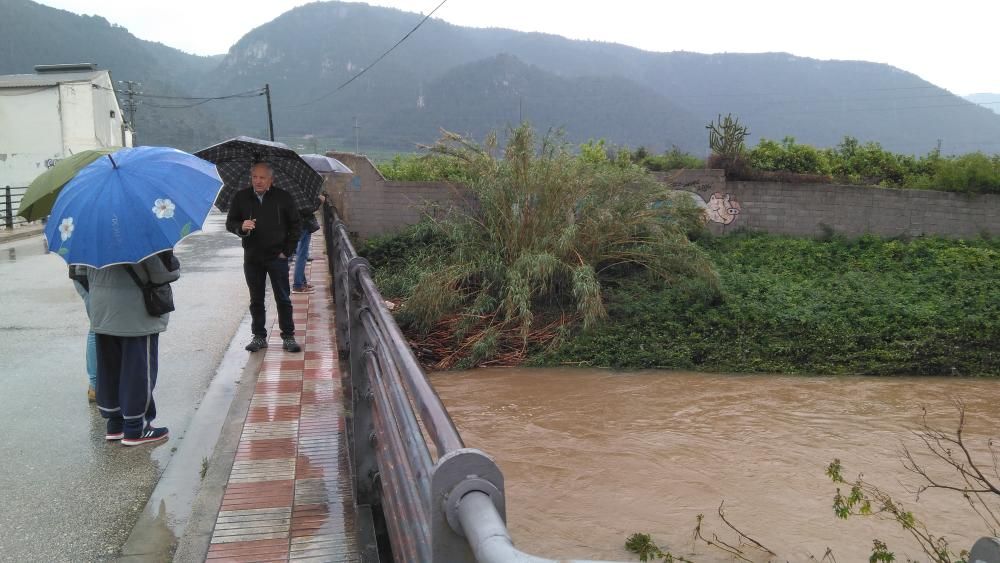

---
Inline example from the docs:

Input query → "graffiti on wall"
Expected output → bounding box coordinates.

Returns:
[667,190,743,225]
[705,192,741,224]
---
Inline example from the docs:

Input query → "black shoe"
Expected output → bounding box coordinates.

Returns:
[245,335,268,352]
[282,337,302,353]
[306,257,314,262]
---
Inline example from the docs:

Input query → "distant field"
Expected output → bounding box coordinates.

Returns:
[275,135,420,163]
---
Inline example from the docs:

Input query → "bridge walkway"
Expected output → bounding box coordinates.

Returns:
[204,235,361,562]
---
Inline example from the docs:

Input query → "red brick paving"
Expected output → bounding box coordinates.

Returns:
[208,238,360,561]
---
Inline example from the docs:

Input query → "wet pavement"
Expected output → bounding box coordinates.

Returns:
[197,246,360,562]
[0,212,250,561]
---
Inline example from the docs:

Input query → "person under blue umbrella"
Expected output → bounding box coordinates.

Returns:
[68,265,99,402]
[45,145,223,446]
[86,251,179,445]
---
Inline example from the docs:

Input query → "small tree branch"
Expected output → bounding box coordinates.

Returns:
[717,501,775,555]
[692,514,752,563]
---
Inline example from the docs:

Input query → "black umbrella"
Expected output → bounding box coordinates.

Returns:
[194,136,323,212]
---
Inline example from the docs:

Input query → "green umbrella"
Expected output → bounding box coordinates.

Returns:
[16,148,116,221]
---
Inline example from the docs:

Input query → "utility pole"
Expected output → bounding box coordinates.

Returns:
[353,116,360,154]
[264,83,275,141]
[519,95,523,124]
[117,80,140,145]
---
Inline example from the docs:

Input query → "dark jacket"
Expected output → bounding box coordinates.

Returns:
[225,187,301,261]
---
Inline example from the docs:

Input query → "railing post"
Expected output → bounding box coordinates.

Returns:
[4,186,12,230]
[333,221,351,360]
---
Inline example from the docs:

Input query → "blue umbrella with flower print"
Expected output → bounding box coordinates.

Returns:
[45,146,223,268]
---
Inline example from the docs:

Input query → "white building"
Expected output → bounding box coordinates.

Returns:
[0,63,132,189]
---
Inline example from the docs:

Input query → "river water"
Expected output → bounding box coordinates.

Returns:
[430,368,1000,562]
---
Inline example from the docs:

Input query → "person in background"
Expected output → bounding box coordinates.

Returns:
[226,162,303,353]
[69,265,98,402]
[87,250,179,446]
[292,193,325,294]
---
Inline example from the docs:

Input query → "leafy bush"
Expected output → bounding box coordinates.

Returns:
[640,146,705,171]
[932,152,1000,194]
[578,138,611,165]
[741,134,1000,193]
[828,136,914,186]
[377,153,472,182]
[748,137,832,176]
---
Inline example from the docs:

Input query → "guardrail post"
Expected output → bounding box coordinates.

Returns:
[4,186,12,230]
[431,448,506,562]
[971,538,1000,562]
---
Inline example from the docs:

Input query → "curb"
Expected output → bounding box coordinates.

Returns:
[0,224,45,246]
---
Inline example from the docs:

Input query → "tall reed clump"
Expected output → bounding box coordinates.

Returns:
[403,124,720,368]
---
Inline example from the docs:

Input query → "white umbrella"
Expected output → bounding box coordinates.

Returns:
[300,154,353,175]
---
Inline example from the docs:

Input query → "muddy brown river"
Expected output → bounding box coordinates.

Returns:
[430,368,1000,562]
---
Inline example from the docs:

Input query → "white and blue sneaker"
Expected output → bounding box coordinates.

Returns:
[121,425,169,447]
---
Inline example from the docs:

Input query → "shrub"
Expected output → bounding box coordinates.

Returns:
[641,146,705,171]
[828,137,909,186]
[391,124,720,368]
[377,153,472,182]
[932,152,1000,193]
[748,137,832,176]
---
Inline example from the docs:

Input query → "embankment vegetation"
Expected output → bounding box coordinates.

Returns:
[368,222,999,375]
[366,123,998,375]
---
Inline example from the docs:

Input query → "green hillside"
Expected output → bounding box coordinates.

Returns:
[5,0,999,155]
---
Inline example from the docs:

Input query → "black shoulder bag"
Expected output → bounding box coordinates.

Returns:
[125,265,175,317]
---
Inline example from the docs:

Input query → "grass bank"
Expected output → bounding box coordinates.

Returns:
[364,230,999,376]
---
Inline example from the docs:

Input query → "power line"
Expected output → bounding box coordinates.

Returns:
[286,0,449,109]
[140,92,264,109]
[125,88,265,101]
[94,82,265,102]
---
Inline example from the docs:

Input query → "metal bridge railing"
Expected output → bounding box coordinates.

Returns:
[322,202,620,563]
[1,186,29,230]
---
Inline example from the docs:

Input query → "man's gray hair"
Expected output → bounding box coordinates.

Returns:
[251,161,274,176]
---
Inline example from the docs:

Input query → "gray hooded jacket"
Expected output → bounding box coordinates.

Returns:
[84,253,181,337]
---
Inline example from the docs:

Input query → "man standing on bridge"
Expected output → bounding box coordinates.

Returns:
[226,162,303,353]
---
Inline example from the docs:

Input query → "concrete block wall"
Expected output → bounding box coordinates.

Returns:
[325,154,1000,240]
[675,181,1000,238]
[323,152,475,240]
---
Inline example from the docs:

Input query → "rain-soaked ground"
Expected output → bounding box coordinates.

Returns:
[0,213,250,561]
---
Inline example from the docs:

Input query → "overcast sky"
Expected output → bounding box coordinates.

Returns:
[34,0,999,95]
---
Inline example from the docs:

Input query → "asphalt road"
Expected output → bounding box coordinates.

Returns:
[0,212,250,562]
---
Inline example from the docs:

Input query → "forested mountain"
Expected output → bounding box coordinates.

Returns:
[369,54,707,149]
[5,0,1000,154]
[966,94,1000,116]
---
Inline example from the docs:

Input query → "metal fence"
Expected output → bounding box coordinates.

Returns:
[322,202,619,563]
[1,186,29,229]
